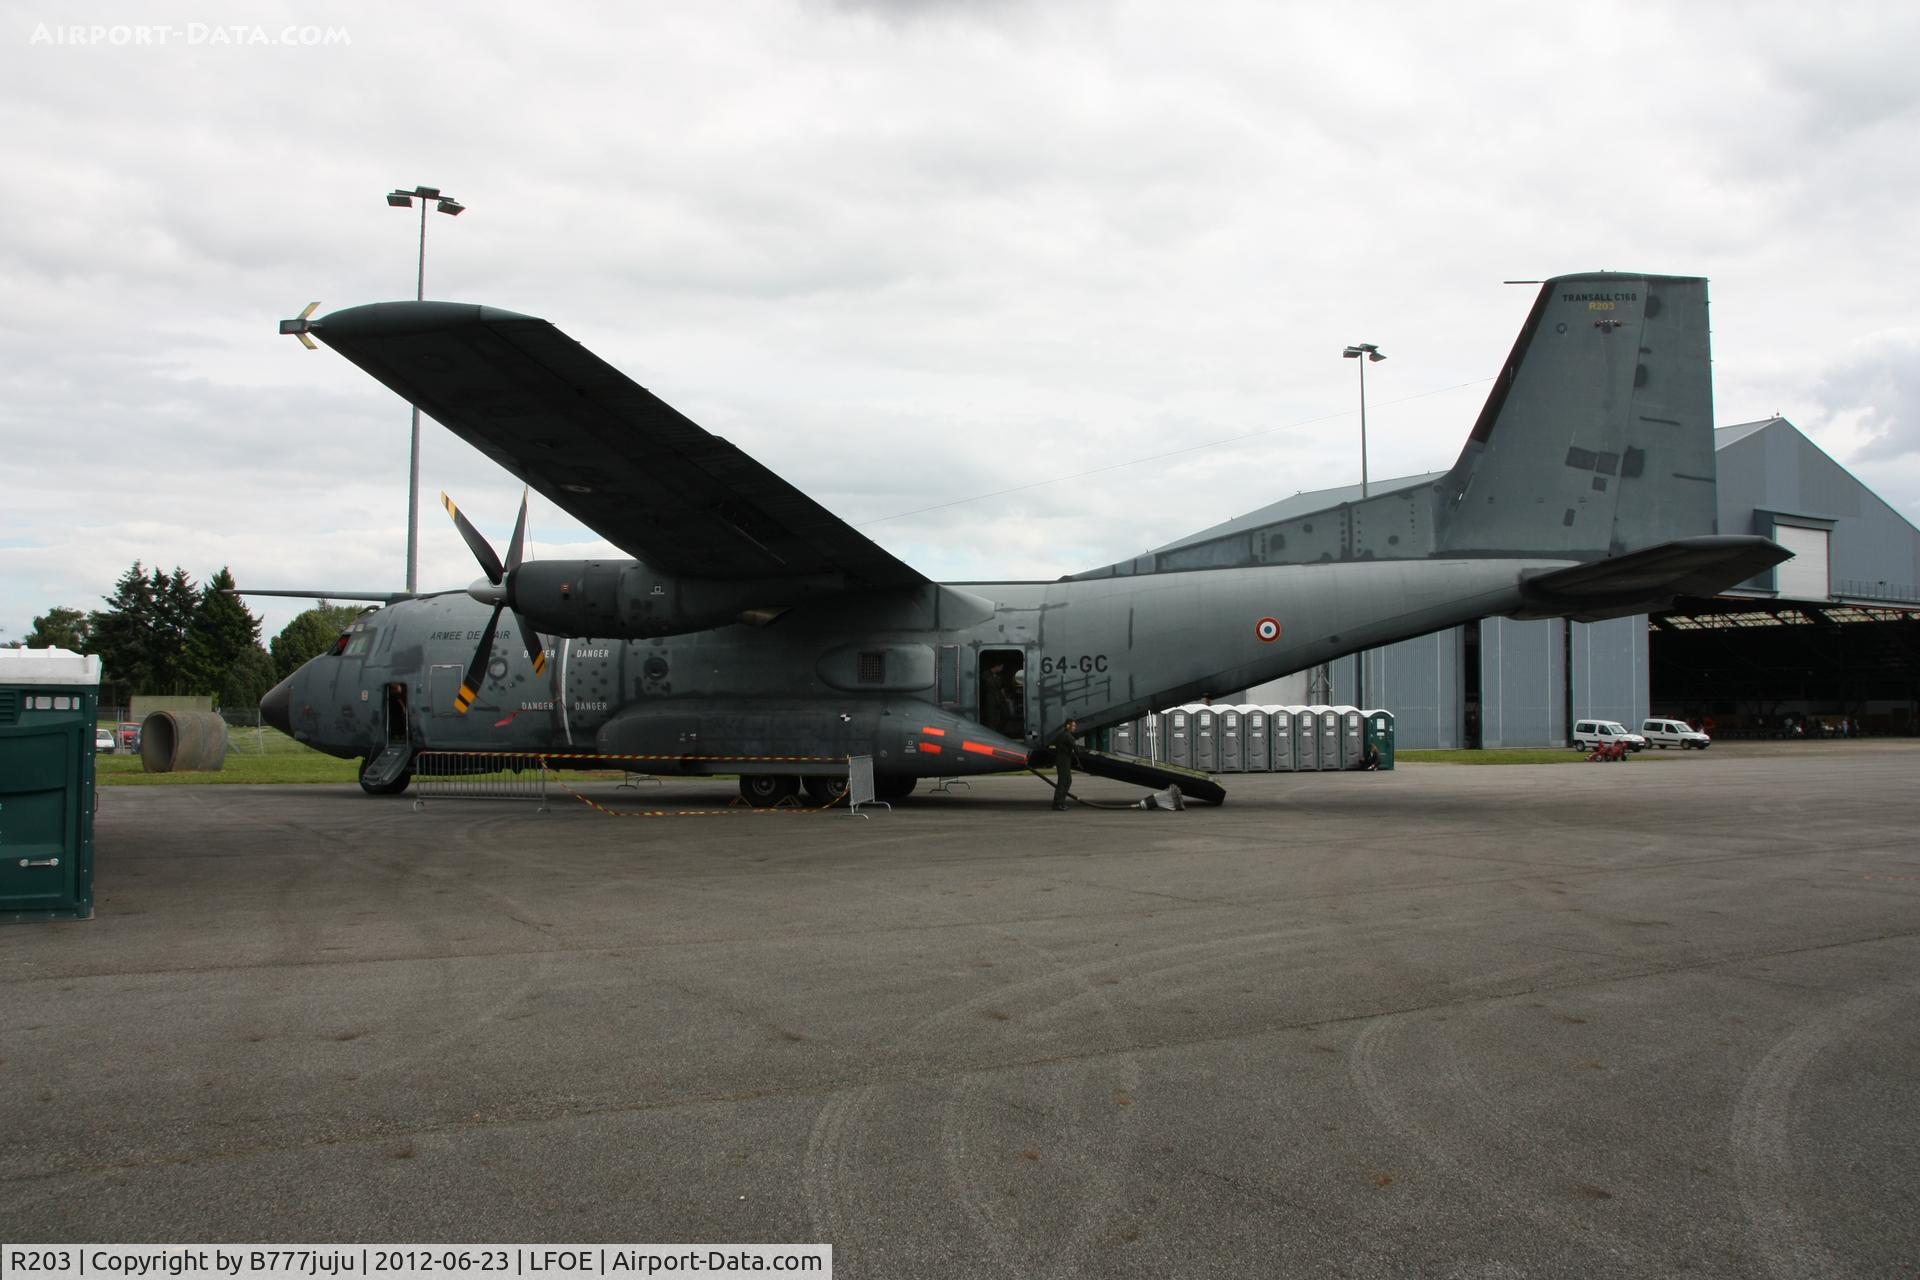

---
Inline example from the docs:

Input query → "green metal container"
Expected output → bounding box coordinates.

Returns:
[1363,709,1396,771]
[0,649,100,921]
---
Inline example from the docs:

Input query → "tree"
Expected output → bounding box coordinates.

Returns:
[150,566,199,691]
[88,562,158,705]
[222,644,279,709]
[26,606,91,652]
[87,562,201,703]
[271,603,365,679]
[181,568,264,701]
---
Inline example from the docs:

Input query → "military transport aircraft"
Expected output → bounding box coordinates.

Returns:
[259,272,1788,802]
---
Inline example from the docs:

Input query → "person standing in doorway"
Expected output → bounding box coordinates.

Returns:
[1050,718,1080,810]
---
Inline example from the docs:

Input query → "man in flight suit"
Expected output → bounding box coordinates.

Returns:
[1050,718,1080,810]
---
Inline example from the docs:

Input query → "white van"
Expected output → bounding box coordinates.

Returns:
[1641,717,1710,750]
[1572,719,1647,751]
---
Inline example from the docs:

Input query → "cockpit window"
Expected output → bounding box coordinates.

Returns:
[333,630,374,657]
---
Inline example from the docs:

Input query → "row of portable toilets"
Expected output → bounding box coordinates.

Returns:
[1108,705,1395,772]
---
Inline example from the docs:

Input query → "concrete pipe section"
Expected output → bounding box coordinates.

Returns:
[139,710,229,773]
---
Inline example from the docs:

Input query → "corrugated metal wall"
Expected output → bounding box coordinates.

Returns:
[1479,617,1567,748]
[1570,615,1649,729]
[1335,629,1463,749]
[1316,614,1641,750]
[1719,419,1920,602]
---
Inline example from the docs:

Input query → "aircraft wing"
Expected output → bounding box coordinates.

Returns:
[1512,535,1791,621]
[304,301,926,588]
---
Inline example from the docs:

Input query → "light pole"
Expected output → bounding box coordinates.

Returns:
[1342,342,1385,708]
[1342,342,1385,498]
[386,184,466,595]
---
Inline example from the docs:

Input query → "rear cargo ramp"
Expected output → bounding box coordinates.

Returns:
[1080,750,1227,806]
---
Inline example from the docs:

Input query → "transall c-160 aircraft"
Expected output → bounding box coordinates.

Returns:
[259,272,1788,803]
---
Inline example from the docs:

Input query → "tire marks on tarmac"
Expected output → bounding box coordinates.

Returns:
[1730,986,1912,1280]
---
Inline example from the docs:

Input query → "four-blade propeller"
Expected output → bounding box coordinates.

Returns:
[441,488,550,714]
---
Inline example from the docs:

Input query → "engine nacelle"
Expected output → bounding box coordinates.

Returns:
[505,560,843,639]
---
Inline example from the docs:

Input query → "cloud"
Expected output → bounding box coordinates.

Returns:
[1811,332,1920,460]
[5,0,1920,647]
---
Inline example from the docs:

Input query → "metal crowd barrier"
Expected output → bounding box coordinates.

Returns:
[411,752,551,812]
[847,754,888,818]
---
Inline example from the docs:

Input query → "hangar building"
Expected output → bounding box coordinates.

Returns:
[1207,417,1920,748]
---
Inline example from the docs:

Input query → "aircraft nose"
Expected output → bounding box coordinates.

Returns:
[260,673,295,736]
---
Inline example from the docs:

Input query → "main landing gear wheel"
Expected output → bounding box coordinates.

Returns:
[739,774,800,808]
[803,776,850,806]
[874,775,916,801]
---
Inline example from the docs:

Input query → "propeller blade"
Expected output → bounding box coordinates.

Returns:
[506,487,529,572]
[514,610,549,677]
[453,604,504,714]
[279,302,322,349]
[444,491,543,698]
[441,492,505,585]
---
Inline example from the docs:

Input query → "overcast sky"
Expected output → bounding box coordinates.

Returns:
[4,0,1918,646]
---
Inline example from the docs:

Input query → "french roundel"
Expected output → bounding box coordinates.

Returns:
[1255,617,1281,643]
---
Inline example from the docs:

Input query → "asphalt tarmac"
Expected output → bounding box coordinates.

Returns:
[3,742,1918,1277]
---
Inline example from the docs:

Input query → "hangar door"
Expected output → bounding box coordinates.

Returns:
[1774,524,1831,600]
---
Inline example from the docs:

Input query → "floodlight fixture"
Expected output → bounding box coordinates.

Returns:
[386,191,413,208]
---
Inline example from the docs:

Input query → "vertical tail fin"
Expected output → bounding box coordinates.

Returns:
[1075,271,1732,582]
[1435,273,1717,558]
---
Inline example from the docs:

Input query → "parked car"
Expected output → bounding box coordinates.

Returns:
[1641,717,1711,750]
[1572,719,1647,752]
[94,727,115,752]
[116,722,141,753]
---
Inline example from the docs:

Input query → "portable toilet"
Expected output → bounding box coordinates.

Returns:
[1164,707,1193,767]
[1192,705,1219,772]
[1335,705,1366,769]
[1319,706,1342,770]
[1269,706,1295,772]
[1111,717,1136,757]
[1363,708,1396,770]
[1239,705,1270,772]
[1322,705,1347,769]
[1217,706,1244,772]
[1,648,100,922]
[1291,705,1320,771]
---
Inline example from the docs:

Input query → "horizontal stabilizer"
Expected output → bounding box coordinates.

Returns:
[1512,535,1790,622]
